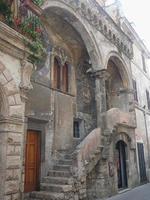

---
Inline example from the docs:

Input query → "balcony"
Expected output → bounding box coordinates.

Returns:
[105,108,136,130]
[0,0,45,63]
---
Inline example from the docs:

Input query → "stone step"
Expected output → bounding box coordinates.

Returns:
[47,170,71,177]
[58,159,72,165]
[64,154,72,159]
[53,164,71,171]
[30,191,64,200]
[42,176,70,185]
[40,183,72,193]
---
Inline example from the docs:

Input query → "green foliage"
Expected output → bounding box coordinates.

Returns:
[0,0,12,23]
[21,16,41,39]
[25,38,45,64]
[0,0,45,64]
[32,0,44,6]
[21,16,45,64]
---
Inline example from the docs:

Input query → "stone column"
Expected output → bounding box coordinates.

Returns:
[92,69,110,127]
[0,116,24,200]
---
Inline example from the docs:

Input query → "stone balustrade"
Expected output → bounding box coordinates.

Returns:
[72,128,101,178]
[105,108,136,130]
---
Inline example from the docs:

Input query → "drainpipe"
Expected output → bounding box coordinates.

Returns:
[143,108,150,168]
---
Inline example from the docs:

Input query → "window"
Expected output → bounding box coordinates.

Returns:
[132,79,138,102]
[142,54,147,73]
[73,121,80,138]
[146,90,150,110]
[62,63,69,92]
[54,57,61,90]
[53,57,69,93]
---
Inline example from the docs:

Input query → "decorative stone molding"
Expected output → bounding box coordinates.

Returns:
[51,46,72,65]
[19,60,34,99]
[92,69,110,80]
[44,0,133,59]
[0,22,29,60]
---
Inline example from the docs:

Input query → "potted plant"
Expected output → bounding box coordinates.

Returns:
[21,15,45,64]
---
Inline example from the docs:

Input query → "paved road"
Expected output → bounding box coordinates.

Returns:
[105,184,150,200]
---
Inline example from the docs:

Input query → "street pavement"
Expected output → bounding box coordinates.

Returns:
[104,183,150,200]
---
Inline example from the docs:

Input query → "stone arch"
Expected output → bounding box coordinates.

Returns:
[0,61,22,117]
[104,51,132,89]
[115,132,131,147]
[42,0,102,69]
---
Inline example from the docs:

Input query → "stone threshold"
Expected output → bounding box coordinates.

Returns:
[118,187,131,194]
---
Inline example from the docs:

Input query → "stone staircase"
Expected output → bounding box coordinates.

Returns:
[27,153,74,200]
[26,128,101,200]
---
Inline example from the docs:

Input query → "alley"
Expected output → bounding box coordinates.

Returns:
[105,184,150,200]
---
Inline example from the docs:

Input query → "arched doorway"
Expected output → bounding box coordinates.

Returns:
[116,140,128,189]
[106,56,130,112]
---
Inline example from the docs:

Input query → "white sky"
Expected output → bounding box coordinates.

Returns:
[107,0,150,51]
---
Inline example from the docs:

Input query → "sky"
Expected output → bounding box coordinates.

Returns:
[107,0,150,51]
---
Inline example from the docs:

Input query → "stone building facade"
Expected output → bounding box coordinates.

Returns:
[0,0,149,200]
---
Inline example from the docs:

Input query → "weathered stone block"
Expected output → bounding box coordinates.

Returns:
[6,155,20,169]
[7,145,15,155]
[4,79,18,96]
[14,146,21,154]
[5,180,19,194]
[3,69,13,82]
[6,169,13,181]
[8,96,16,106]
[14,94,21,105]
[4,195,11,200]
[12,193,20,200]
[13,169,20,180]
[0,62,5,72]
[0,73,8,85]
[9,105,24,117]
[7,133,21,144]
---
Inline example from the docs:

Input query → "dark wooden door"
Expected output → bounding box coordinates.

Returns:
[116,141,128,189]
[137,143,147,183]
[24,130,41,193]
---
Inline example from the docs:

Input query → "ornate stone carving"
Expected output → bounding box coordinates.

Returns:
[19,60,34,99]
[52,46,72,65]
[92,69,110,80]
[47,0,133,59]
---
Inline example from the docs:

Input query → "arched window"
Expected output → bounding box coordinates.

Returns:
[53,57,61,90]
[62,63,69,92]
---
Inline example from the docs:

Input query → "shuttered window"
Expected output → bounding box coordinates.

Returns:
[53,58,69,93]
[62,63,69,92]
[146,90,150,110]
[53,57,61,90]
[132,79,138,102]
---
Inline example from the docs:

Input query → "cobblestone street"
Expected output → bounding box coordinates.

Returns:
[105,184,150,200]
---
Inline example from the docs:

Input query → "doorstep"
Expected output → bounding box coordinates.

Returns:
[118,188,131,194]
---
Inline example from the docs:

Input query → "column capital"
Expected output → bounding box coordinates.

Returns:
[92,69,110,80]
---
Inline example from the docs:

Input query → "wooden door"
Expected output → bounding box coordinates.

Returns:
[24,130,41,193]
[116,141,128,189]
